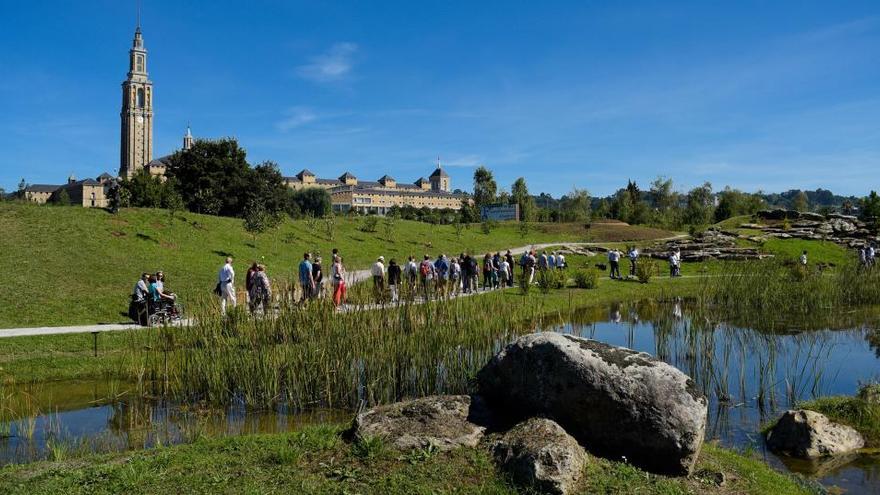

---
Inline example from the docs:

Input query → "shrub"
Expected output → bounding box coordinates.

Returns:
[636,259,659,284]
[359,216,379,233]
[572,269,599,289]
[537,269,566,293]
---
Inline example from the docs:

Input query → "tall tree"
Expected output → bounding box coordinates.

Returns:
[288,187,332,218]
[649,177,676,211]
[511,177,536,221]
[559,188,591,222]
[165,138,253,217]
[792,190,810,212]
[472,166,497,208]
[860,191,880,221]
[683,182,714,226]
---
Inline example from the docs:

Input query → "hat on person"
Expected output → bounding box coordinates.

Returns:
[378,256,384,261]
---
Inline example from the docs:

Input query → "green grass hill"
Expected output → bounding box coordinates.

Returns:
[0,203,676,328]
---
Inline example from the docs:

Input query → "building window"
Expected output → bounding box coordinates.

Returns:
[137,88,145,108]
[136,55,144,72]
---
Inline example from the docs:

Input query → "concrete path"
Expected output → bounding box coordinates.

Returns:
[0,236,690,339]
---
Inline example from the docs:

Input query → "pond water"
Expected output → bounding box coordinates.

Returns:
[2,301,879,493]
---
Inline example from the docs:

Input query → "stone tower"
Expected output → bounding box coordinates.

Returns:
[119,26,153,179]
[183,125,194,150]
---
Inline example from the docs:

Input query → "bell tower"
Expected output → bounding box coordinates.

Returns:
[119,25,154,179]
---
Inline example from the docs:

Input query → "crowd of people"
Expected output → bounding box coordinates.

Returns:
[130,239,875,324]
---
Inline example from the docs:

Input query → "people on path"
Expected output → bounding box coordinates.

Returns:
[371,256,386,303]
[505,251,516,287]
[608,248,621,279]
[331,254,347,307]
[248,264,272,314]
[434,254,450,297]
[556,252,566,270]
[218,257,236,313]
[538,251,549,271]
[548,252,557,269]
[387,259,401,303]
[405,256,418,292]
[499,256,511,288]
[526,250,537,285]
[627,246,639,277]
[298,253,315,302]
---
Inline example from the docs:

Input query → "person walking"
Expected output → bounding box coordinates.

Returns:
[450,257,462,295]
[868,244,876,267]
[245,262,258,305]
[331,254,347,307]
[505,251,515,287]
[527,250,537,285]
[799,250,808,266]
[298,253,315,303]
[387,259,402,303]
[859,246,868,269]
[556,251,566,270]
[371,256,386,303]
[461,253,472,293]
[312,256,324,299]
[548,252,557,270]
[434,254,449,297]
[404,255,418,299]
[538,251,549,271]
[628,246,639,277]
[608,248,621,279]
[419,254,435,300]
[482,253,493,290]
[499,255,510,288]
[218,257,236,313]
[249,264,272,314]
[131,272,150,325]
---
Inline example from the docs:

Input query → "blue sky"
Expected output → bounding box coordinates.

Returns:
[1,1,878,197]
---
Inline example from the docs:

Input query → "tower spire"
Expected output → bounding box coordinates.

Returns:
[136,0,141,30]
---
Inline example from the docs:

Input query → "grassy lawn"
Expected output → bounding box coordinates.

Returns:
[0,203,680,328]
[0,424,816,495]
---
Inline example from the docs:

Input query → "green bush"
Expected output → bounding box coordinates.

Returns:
[537,268,566,293]
[636,259,659,284]
[572,269,599,289]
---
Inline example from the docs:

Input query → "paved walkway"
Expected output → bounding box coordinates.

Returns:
[0,237,691,339]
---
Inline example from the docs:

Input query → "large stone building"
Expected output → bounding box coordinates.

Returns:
[23,173,115,207]
[284,165,465,214]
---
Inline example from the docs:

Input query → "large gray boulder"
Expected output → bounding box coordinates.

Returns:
[492,417,587,495]
[477,332,707,475]
[765,409,865,458]
[347,395,487,451]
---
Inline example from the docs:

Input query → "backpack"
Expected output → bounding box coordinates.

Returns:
[419,261,430,277]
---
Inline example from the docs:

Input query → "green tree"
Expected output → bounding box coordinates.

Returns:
[288,187,332,218]
[649,177,676,211]
[683,182,714,226]
[792,190,809,212]
[860,191,880,221]
[472,166,497,208]
[51,188,71,205]
[242,198,271,242]
[165,138,253,217]
[459,198,480,223]
[511,177,536,221]
[610,189,633,222]
[559,188,591,222]
[17,179,27,200]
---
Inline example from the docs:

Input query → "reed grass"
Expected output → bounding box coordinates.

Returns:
[123,283,561,410]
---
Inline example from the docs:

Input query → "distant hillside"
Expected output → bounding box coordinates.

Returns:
[0,203,676,327]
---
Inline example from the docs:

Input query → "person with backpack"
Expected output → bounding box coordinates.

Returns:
[248,264,272,314]
[311,257,324,299]
[526,250,537,285]
[628,246,639,277]
[461,253,472,293]
[505,251,515,287]
[419,255,435,300]
[482,253,493,290]
[434,254,449,297]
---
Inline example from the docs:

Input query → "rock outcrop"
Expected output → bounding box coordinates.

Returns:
[491,417,587,495]
[476,332,708,475]
[347,395,487,451]
[765,409,865,458]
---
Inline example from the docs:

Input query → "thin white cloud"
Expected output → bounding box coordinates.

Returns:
[296,42,358,83]
[442,154,483,168]
[276,107,317,132]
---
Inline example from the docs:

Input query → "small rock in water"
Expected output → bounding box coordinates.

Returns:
[491,417,587,495]
[346,395,488,451]
[765,409,865,458]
